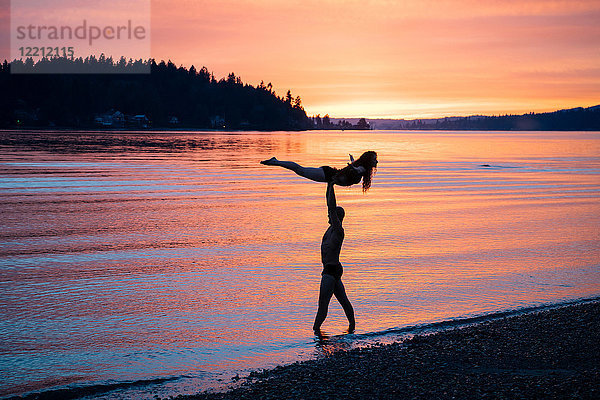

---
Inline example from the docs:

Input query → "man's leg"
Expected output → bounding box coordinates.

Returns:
[313,274,336,331]
[261,158,327,182]
[334,279,356,332]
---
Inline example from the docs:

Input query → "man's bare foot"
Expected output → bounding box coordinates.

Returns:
[260,157,278,165]
[347,324,355,334]
[313,328,329,340]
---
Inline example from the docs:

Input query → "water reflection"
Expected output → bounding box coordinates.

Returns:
[1,130,599,398]
[313,331,353,358]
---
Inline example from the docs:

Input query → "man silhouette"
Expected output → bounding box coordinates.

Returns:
[313,181,356,333]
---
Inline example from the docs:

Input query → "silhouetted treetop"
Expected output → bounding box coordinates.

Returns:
[1,56,313,130]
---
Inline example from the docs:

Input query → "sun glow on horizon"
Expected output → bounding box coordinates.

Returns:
[301,99,600,120]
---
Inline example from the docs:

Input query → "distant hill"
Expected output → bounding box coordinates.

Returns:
[0,57,313,130]
[334,106,600,131]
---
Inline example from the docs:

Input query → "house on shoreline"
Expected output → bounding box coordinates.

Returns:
[94,110,151,129]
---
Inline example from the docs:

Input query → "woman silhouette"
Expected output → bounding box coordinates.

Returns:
[260,151,378,192]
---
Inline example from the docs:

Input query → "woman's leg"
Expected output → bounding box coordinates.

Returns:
[313,274,336,331]
[261,157,327,182]
[334,279,356,332]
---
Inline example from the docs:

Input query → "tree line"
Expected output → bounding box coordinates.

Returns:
[0,56,314,130]
[313,115,371,130]
[406,107,600,131]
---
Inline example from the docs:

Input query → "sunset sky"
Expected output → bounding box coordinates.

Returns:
[3,0,600,118]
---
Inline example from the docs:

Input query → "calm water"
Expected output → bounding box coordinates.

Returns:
[1,130,599,398]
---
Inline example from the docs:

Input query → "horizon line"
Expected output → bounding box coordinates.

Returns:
[322,104,600,122]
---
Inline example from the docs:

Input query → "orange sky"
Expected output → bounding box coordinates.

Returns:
[3,0,600,118]
[149,0,600,119]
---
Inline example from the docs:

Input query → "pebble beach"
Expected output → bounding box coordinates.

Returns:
[180,301,600,400]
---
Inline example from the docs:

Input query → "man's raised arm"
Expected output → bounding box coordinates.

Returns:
[326,181,343,231]
[327,181,337,209]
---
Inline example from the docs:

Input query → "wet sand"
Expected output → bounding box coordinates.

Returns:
[180,301,600,399]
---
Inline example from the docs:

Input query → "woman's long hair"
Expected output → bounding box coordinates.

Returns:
[353,151,377,192]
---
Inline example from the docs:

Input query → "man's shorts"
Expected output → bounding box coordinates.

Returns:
[322,263,343,280]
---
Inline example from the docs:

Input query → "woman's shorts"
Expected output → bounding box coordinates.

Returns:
[320,166,338,182]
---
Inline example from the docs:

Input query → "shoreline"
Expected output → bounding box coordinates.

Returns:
[3,128,600,134]
[179,300,600,400]
[7,298,600,399]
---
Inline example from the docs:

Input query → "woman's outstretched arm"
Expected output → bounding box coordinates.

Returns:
[260,157,327,182]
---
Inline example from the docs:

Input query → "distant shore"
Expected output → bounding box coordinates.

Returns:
[3,126,600,134]
[180,300,600,400]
